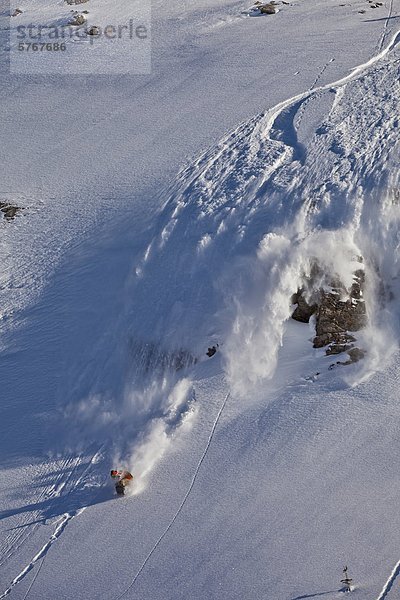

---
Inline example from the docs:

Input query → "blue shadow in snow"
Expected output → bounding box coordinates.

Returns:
[291,590,340,600]
[1,484,112,528]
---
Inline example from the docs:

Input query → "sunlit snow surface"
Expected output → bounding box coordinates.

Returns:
[0,0,400,598]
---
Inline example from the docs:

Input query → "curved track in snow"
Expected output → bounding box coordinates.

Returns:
[1,13,399,600]
[111,392,230,600]
[132,23,400,395]
[105,17,400,593]
[137,26,400,277]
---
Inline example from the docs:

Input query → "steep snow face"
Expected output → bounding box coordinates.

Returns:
[0,0,393,320]
[128,30,400,398]
[71,21,400,500]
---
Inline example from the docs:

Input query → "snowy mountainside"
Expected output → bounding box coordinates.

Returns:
[0,0,400,599]
[130,25,400,393]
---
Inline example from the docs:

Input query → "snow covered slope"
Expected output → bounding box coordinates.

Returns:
[1,0,400,598]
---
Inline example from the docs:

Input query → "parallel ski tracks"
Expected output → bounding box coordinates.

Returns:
[0,455,79,569]
[378,0,395,52]
[0,446,104,599]
[1,17,399,600]
[0,511,82,599]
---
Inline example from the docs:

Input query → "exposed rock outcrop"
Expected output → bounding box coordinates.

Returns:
[87,25,100,36]
[329,347,367,369]
[291,261,367,361]
[291,290,317,323]
[259,4,277,14]
[69,13,87,26]
[313,269,366,352]
[247,1,279,15]
[0,202,23,221]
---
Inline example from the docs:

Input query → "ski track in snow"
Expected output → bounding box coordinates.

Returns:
[110,392,230,600]
[375,559,400,600]
[1,12,399,600]
[378,0,395,52]
[0,447,105,599]
[0,454,80,569]
[310,57,336,91]
[21,556,45,600]
[1,456,80,566]
[293,57,335,132]
[128,20,400,597]
[0,511,81,600]
[139,25,400,277]
[133,22,400,395]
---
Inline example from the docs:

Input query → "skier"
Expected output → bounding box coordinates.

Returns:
[110,470,134,495]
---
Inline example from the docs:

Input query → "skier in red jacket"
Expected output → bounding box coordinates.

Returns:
[110,470,134,495]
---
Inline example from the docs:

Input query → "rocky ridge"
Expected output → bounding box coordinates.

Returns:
[292,261,367,365]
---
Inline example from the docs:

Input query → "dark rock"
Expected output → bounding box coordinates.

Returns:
[206,345,218,358]
[291,290,317,323]
[87,25,100,36]
[330,347,366,368]
[346,347,366,363]
[326,343,353,356]
[291,259,366,360]
[313,270,366,351]
[69,13,86,25]
[314,332,355,349]
[0,202,22,220]
[259,4,277,14]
